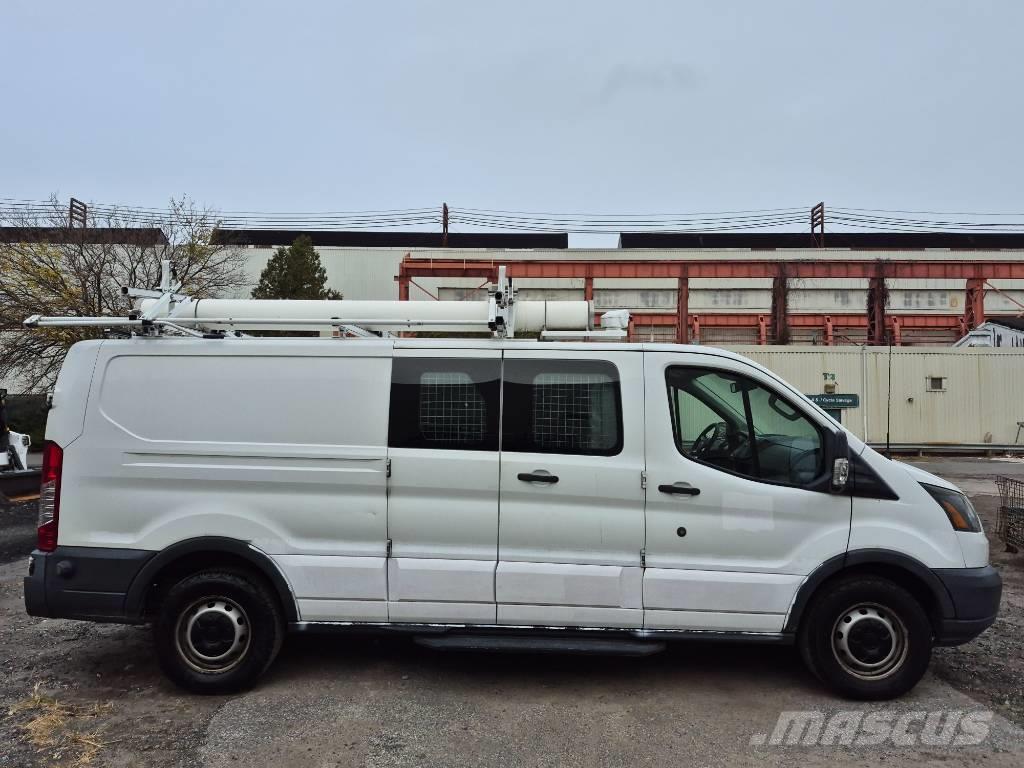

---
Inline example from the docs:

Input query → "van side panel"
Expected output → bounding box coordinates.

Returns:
[849,448,965,569]
[63,341,391,621]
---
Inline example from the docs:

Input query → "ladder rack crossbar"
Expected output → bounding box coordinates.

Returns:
[25,316,486,329]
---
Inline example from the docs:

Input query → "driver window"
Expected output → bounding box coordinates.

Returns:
[666,366,824,487]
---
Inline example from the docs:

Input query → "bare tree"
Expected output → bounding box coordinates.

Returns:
[0,196,249,392]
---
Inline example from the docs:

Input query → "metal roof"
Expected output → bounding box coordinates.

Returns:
[618,232,1024,250]
[0,226,169,246]
[210,229,569,249]
[985,317,1024,332]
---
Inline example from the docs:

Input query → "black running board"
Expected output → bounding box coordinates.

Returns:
[413,633,666,656]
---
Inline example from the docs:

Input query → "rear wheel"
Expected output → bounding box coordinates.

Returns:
[798,575,932,700]
[155,569,284,694]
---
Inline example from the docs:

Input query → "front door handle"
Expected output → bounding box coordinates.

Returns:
[518,472,559,484]
[658,482,700,496]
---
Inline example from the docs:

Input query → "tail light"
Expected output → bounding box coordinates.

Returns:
[37,441,63,551]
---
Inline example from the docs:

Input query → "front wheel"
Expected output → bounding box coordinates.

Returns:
[798,575,932,700]
[155,569,284,694]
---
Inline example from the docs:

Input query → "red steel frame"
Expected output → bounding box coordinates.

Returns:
[397,257,1024,345]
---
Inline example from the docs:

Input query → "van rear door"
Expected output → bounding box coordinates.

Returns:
[386,349,501,623]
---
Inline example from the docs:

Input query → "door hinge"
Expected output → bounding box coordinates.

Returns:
[640,548,646,567]
[640,470,647,490]
[385,458,391,478]
[386,538,393,557]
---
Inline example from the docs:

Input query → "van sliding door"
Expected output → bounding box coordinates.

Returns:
[385,349,501,623]
[496,350,645,627]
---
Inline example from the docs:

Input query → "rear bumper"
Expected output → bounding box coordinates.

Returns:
[24,546,154,623]
[932,565,1002,646]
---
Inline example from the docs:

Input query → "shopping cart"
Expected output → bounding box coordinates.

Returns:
[994,476,1024,551]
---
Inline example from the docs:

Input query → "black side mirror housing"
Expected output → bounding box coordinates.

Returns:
[830,430,851,493]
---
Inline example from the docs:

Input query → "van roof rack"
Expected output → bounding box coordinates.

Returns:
[24,261,629,341]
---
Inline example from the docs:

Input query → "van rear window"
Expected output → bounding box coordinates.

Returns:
[388,358,500,451]
[501,360,622,456]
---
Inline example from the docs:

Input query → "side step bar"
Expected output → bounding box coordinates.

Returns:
[414,634,666,656]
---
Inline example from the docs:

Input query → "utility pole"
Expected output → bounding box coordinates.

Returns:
[68,198,87,228]
[441,202,449,247]
[69,198,98,313]
[811,202,825,248]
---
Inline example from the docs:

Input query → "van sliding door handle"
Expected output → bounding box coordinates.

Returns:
[658,483,700,496]
[518,472,559,484]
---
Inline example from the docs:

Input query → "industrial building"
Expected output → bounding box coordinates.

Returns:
[215,229,1024,347]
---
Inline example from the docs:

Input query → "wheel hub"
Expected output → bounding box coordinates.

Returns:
[831,603,908,680]
[175,597,251,674]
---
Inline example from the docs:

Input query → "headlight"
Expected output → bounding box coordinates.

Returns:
[921,483,982,533]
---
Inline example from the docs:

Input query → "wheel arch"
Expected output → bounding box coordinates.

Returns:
[784,549,954,636]
[124,537,298,622]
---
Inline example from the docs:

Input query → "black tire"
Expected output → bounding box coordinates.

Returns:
[154,569,284,694]
[797,575,932,700]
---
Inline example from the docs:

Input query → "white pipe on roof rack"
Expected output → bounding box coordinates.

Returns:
[142,298,592,333]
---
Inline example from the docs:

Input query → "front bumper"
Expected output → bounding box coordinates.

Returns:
[24,546,154,623]
[932,565,1002,646]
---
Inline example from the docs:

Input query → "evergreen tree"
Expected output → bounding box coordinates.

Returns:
[251,235,342,299]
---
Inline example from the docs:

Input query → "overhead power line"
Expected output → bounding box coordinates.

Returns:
[4,197,1024,234]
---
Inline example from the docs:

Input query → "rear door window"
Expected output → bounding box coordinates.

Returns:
[388,358,500,451]
[502,359,622,456]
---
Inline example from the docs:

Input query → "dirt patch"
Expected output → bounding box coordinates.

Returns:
[0,561,223,767]
[8,684,113,766]
[932,494,1024,726]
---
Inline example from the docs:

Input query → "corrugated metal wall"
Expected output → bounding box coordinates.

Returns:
[725,346,1024,446]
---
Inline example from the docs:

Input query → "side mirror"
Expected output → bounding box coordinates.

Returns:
[830,430,850,493]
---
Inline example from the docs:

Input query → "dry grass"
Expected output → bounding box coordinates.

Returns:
[7,683,113,767]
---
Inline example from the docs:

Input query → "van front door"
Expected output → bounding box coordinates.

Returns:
[386,349,501,623]
[496,350,645,628]
[642,351,851,633]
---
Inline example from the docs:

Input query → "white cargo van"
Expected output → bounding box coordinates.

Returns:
[23,335,1000,699]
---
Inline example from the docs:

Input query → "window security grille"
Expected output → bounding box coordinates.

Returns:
[418,372,486,443]
[532,372,615,452]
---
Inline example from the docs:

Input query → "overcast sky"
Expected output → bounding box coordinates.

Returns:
[3,0,1023,244]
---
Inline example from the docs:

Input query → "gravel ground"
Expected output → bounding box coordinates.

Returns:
[0,499,36,564]
[931,495,1024,724]
[1,460,1022,767]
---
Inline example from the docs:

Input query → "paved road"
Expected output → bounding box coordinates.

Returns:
[902,456,1024,496]
[194,637,1024,768]
[903,456,1024,479]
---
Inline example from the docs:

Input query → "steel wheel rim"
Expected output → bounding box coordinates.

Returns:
[175,596,251,674]
[831,602,908,680]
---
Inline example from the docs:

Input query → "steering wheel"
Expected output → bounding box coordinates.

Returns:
[691,422,724,458]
